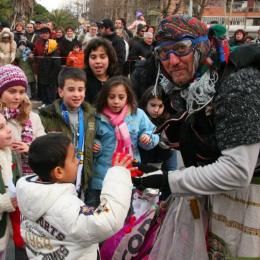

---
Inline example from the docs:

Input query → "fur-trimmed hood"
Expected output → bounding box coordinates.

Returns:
[0,28,14,43]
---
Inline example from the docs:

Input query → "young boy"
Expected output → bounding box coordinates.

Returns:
[39,67,95,199]
[16,133,133,259]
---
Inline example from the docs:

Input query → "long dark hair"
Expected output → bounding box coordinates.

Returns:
[84,37,119,77]
[96,76,137,114]
[140,86,170,125]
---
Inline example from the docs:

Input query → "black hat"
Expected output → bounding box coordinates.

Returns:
[98,19,114,30]
[40,27,51,34]
[35,20,42,24]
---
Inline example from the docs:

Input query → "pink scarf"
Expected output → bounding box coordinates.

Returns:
[102,105,133,155]
[3,107,33,174]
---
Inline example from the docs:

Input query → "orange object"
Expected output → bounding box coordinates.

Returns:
[66,50,85,69]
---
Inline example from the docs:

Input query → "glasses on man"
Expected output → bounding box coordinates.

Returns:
[155,35,208,61]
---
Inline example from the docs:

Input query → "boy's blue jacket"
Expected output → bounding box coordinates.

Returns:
[91,108,159,190]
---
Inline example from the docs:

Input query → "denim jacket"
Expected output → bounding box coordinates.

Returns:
[91,108,159,189]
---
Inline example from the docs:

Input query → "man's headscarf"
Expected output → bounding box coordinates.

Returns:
[155,15,210,63]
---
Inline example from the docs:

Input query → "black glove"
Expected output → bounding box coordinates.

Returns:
[132,162,169,190]
[132,161,159,173]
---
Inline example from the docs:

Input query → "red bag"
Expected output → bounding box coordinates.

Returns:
[10,207,24,248]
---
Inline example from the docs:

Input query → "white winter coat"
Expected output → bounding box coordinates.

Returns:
[0,28,17,66]
[16,166,132,259]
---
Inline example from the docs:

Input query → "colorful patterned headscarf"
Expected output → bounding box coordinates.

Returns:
[155,15,210,62]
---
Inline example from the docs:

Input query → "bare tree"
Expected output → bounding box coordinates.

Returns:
[161,0,183,17]
[12,0,35,28]
[183,0,210,19]
[123,0,128,20]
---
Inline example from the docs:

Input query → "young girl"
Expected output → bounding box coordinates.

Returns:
[0,113,17,260]
[84,37,120,105]
[140,86,177,199]
[0,64,45,176]
[86,76,159,207]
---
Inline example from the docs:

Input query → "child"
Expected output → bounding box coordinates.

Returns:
[0,113,18,260]
[39,67,96,197]
[86,76,159,207]
[140,86,177,199]
[66,43,85,69]
[0,64,45,176]
[84,37,120,105]
[16,133,133,260]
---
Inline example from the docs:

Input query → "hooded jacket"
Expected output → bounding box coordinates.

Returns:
[16,166,133,259]
[0,28,17,66]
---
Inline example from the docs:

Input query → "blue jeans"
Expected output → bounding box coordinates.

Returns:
[162,149,177,171]
[161,149,177,200]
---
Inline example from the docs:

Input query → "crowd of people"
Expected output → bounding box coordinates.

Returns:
[0,12,259,260]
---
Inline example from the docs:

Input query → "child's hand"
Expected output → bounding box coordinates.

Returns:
[11,197,18,208]
[113,153,133,169]
[12,141,29,153]
[139,134,151,145]
[92,143,101,153]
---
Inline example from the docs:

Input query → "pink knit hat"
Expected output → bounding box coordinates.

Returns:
[0,65,27,96]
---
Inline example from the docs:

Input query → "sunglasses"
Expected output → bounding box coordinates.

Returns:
[155,35,208,61]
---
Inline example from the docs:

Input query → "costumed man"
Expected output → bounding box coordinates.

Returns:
[131,15,260,259]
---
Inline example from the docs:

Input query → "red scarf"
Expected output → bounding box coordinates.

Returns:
[102,105,133,156]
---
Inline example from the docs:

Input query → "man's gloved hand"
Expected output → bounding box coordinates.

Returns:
[131,161,169,190]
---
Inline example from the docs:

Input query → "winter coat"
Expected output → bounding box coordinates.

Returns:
[25,32,38,44]
[103,33,126,67]
[129,39,153,60]
[16,166,133,260]
[13,31,26,46]
[39,99,96,192]
[0,28,17,66]
[59,36,79,62]
[130,55,158,101]
[66,50,85,69]
[7,111,45,176]
[7,112,45,143]
[84,69,105,105]
[15,47,35,83]
[0,149,19,252]
[91,108,159,189]
[33,38,61,85]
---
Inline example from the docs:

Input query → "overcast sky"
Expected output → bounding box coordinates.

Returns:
[36,0,64,11]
